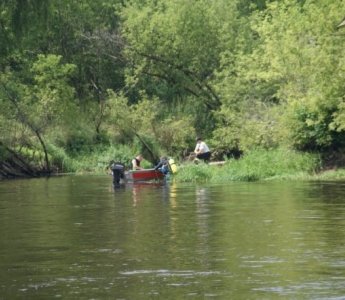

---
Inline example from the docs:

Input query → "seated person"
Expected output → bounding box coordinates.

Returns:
[132,154,144,170]
[194,137,211,162]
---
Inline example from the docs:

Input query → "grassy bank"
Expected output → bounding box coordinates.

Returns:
[61,146,343,183]
[48,144,137,174]
[174,148,326,183]
[49,146,345,182]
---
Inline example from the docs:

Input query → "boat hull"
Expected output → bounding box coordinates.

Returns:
[125,169,165,182]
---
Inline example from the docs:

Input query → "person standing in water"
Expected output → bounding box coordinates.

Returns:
[108,160,125,186]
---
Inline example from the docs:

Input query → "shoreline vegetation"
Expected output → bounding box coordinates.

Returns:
[1,2,345,184]
[174,149,345,183]
[2,147,345,183]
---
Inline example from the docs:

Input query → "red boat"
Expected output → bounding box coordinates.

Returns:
[125,168,165,182]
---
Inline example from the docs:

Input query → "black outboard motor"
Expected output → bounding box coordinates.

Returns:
[110,162,125,186]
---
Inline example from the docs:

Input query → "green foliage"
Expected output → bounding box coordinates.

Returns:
[222,148,320,181]
[0,144,9,160]
[212,0,281,153]
[312,168,345,181]
[1,54,77,131]
[175,148,320,183]
[212,102,282,152]
[1,0,345,177]
[107,90,158,133]
[213,0,345,153]
[281,102,335,150]
[14,146,45,168]
[120,0,236,116]
[31,54,76,124]
[64,132,94,155]
[132,134,161,165]
[71,144,133,174]
[106,90,194,160]
[155,116,195,156]
[0,54,78,172]
[246,0,345,150]
[44,143,76,173]
[174,163,213,183]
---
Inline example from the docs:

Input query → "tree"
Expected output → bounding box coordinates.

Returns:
[106,90,194,161]
[120,0,242,136]
[214,0,345,152]
[249,0,345,150]
[0,54,76,172]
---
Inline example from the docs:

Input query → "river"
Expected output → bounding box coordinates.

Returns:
[1,175,345,299]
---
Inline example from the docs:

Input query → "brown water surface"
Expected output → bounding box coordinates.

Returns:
[1,176,345,299]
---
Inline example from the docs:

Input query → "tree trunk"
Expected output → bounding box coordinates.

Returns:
[35,130,51,174]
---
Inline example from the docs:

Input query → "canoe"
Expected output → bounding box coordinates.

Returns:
[209,161,226,166]
[125,168,165,182]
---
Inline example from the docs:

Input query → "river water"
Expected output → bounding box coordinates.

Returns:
[0,175,345,299]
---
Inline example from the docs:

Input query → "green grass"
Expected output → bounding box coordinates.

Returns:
[48,146,345,182]
[310,168,345,181]
[174,148,322,183]
[173,163,213,183]
[47,144,135,174]
[70,144,135,174]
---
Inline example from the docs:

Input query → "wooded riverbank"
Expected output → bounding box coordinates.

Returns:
[1,1,345,180]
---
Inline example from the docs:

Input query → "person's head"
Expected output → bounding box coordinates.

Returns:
[196,137,202,143]
[136,154,143,161]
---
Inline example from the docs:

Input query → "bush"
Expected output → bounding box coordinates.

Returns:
[154,116,195,157]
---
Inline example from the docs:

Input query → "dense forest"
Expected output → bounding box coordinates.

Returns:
[1,0,345,178]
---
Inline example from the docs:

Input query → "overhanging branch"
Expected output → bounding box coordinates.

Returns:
[132,50,221,109]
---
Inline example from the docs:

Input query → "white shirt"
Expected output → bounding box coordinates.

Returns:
[194,141,210,154]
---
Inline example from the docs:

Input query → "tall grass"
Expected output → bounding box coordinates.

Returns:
[311,168,345,181]
[174,148,321,183]
[48,144,135,174]
[48,144,77,173]
[71,144,135,174]
[173,163,213,183]
[48,145,323,181]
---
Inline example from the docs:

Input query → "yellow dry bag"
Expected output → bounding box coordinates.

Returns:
[168,158,178,174]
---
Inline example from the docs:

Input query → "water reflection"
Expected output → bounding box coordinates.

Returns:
[123,182,169,206]
[195,186,210,242]
[1,178,345,299]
